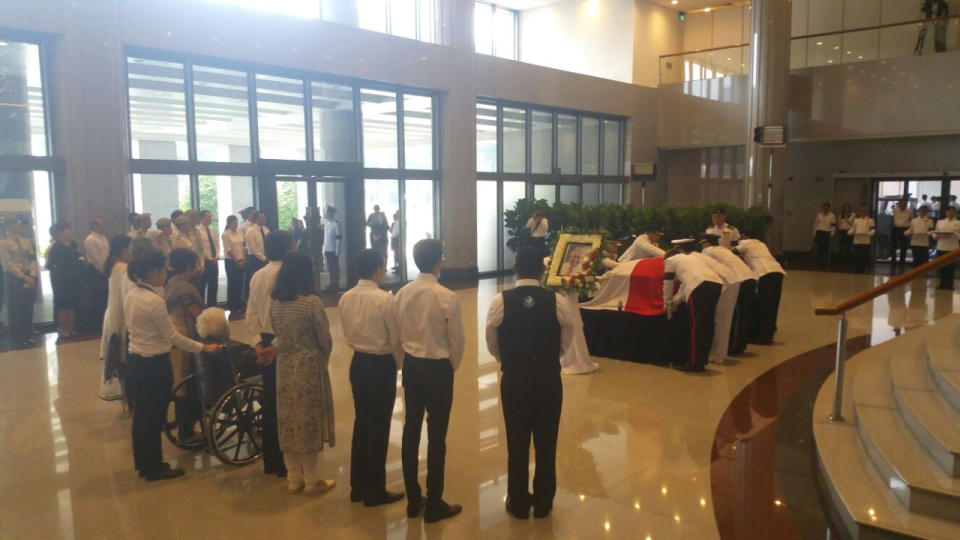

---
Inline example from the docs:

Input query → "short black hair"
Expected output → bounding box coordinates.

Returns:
[128,248,167,282]
[355,248,384,279]
[199,210,211,218]
[128,212,138,224]
[271,252,315,301]
[515,246,544,279]
[226,215,238,226]
[413,239,443,273]
[90,218,101,230]
[264,230,293,261]
[53,222,71,234]
[170,209,184,220]
[168,248,199,274]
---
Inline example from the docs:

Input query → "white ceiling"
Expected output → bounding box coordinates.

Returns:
[490,0,567,9]
[495,0,740,13]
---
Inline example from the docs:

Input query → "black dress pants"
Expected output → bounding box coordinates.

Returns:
[911,245,930,268]
[891,226,908,264]
[501,371,562,514]
[674,282,722,370]
[937,250,955,289]
[814,231,831,265]
[729,279,756,355]
[6,276,36,348]
[401,355,454,504]
[324,252,340,291]
[201,260,219,306]
[752,273,784,344]
[127,353,173,475]
[259,361,285,473]
[225,259,243,312]
[350,353,397,498]
[853,244,871,274]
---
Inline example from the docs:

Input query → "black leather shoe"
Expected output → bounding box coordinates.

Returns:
[533,506,552,519]
[407,499,426,518]
[144,467,185,481]
[138,462,171,478]
[364,490,405,507]
[505,497,529,519]
[424,500,462,523]
[264,464,288,478]
[350,489,362,502]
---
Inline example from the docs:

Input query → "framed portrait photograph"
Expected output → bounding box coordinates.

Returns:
[546,233,603,286]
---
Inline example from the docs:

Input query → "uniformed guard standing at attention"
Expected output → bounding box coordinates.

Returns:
[705,209,741,248]
[485,246,574,519]
[0,216,39,350]
[663,239,723,372]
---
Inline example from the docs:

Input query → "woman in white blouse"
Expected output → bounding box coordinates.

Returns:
[933,206,960,290]
[850,207,876,274]
[99,235,133,402]
[905,205,934,267]
[221,215,246,314]
[837,203,855,261]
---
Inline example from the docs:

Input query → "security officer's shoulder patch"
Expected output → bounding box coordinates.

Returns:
[522,295,536,308]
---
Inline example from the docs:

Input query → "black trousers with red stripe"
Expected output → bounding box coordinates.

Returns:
[673,282,722,370]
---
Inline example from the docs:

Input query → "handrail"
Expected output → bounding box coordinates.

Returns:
[814,247,960,315]
[816,246,960,423]
[658,14,960,60]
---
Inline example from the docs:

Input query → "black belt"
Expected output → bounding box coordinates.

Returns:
[353,351,394,361]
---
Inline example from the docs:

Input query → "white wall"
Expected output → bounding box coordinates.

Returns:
[519,0,636,84]
[632,0,684,87]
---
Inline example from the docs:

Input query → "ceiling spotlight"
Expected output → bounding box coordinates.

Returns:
[704,7,711,12]
[834,45,840,50]
[816,41,823,46]
[672,0,678,4]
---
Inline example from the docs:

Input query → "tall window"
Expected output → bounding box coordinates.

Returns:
[256,74,307,160]
[357,0,439,43]
[193,66,251,162]
[128,58,188,160]
[475,1,518,60]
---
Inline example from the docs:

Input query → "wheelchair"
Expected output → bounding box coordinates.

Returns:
[162,343,264,466]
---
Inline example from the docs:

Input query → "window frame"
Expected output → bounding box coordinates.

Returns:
[474,1,519,60]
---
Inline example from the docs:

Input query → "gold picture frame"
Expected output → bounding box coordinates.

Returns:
[546,233,603,286]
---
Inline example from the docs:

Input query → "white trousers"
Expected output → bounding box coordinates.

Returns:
[710,282,740,363]
[284,451,322,487]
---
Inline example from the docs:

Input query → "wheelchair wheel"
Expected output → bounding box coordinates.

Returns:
[207,381,263,465]
[163,375,206,450]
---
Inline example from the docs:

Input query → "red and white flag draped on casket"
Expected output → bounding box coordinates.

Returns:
[580,257,666,315]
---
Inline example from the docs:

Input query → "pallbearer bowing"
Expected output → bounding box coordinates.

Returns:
[733,237,786,344]
[663,239,723,372]
[485,247,574,519]
[691,235,741,364]
[618,224,666,262]
[700,234,757,356]
[339,249,405,507]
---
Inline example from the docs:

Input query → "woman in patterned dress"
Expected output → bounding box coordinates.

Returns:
[270,251,336,495]
[164,248,205,442]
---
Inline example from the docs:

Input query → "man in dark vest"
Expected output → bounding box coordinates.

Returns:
[485,246,574,519]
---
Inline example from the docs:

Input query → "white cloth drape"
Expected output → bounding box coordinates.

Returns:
[560,293,598,375]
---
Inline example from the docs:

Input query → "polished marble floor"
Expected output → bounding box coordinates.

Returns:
[0,271,956,539]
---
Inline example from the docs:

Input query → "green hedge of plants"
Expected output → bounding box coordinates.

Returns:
[505,199,768,254]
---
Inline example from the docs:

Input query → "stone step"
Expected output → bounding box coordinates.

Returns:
[814,340,960,539]
[853,332,960,522]
[890,326,960,477]
[927,315,960,413]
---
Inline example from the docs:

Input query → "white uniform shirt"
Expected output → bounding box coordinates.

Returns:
[238,219,254,237]
[734,239,786,278]
[84,231,109,273]
[525,217,549,238]
[850,217,876,245]
[244,224,269,262]
[246,261,282,343]
[690,251,737,286]
[323,219,341,255]
[837,214,854,231]
[905,216,934,247]
[392,273,465,370]
[813,212,837,234]
[934,218,960,251]
[892,206,913,228]
[339,279,403,367]
[618,233,665,262]
[662,253,723,303]
[484,279,575,363]
[197,224,220,260]
[705,223,741,248]
[124,283,203,356]
[702,245,754,283]
[221,229,245,261]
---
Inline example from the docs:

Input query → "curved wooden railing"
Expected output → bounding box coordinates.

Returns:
[816,247,960,423]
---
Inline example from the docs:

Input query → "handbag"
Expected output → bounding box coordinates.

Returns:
[99,333,125,401]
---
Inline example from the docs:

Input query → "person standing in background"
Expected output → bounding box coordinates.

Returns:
[244,211,270,279]
[390,210,402,274]
[837,203,855,261]
[98,235,133,402]
[906,206,934,267]
[705,208,741,248]
[152,218,174,257]
[812,202,836,266]
[322,206,342,293]
[340,249,405,507]
[890,198,913,266]
[933,206,960,290]
[394,239,465,523]
[524,209,549,254]
[197,210,220,306]
[367,205,389,267]
[221,215,246,315]
[0,217,38,350]
[850,207,876,274]
[47,222,81,340]
[84,217,109,274]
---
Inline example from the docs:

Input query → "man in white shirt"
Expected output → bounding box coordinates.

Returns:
[84,217,109,274]
[237,206,256,237]
[197,210,221,306]
[933,206,960,290]
[905,205,934,267]
[485,246,574,519]
[244,211,270,282]
[127,213,152,239]
[246,230,294,478]
[340,249,405,508]
[322,206,342,293]
[393,239,464,523]
[663,240,724,372]
[701,236,757,356]
[705,208,741,248]
[733,237,786,344]
[890,198,913,266]
[618,225,666,262]
[812,202,836,266]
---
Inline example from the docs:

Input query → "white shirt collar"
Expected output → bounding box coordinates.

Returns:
[514,279,542,288]
[357,279,379,289]
[416,273,439,284]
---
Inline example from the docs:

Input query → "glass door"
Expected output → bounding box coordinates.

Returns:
[364,179,401,284]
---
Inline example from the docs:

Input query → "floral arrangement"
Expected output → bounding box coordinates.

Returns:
[543,229,614,297]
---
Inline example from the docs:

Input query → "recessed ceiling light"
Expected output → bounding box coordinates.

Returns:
[0,42,8,47]
[671,0,678,4]
[704,7,711,12]
[816,41,823,46]
[834,45,840,50]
